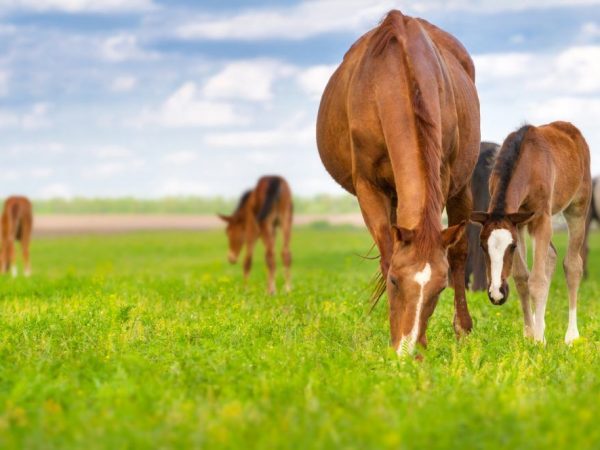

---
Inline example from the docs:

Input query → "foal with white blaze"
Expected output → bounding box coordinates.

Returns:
[471,122,591,344]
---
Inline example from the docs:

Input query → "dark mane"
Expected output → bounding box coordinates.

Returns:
[257,178,281,222]
[491,125,532,217]
[233,190,251,216]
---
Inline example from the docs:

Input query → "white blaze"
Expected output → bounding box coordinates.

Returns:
[488,228,513,301]
[397,263,431,356]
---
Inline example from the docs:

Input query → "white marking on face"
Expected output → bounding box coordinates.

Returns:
[11,266,17,278]
[397,263,431,356]
[565,307,579,344]
[487,229,513,301]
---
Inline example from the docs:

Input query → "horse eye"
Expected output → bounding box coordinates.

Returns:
[510,244,517,251]
[389,277,399,288]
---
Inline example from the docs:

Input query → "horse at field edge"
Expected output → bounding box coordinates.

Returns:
[465,142,500,291]
[219,176,293,294]
[583,175,599,278]
[1,196,33,277]
[471,122,591,344]
[317,10,480,356]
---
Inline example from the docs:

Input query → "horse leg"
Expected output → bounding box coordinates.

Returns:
[582,206,592,279]
[446,186,473,336]
[513,226,534,338]
[354,177,393,278]
[7,238,16,277]
[529,214,554,343]
[21,224,31,277]
[261,223,277,295]
[563,203,587,344]
[281,210,292,293]
[243,233,256,289]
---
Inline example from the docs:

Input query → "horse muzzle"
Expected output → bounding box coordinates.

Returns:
[488,282,509,305]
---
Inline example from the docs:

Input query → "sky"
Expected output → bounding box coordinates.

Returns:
[0,0,599,198]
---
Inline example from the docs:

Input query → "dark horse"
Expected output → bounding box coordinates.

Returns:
[1,196,33,277]
[583,175,599,277]
[219,176,293,294]
[317,10,480,356]
[465,142,500,291]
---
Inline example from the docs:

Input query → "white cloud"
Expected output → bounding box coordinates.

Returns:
[539,46,600,94]
[0,103,52,130]
[138,82,245,128]
[0,0,156,13]
[0,70,9,97]
[100,34,156,62]
[176,0,397,41]
[203,59,295,102]
[176,0,600,42]
[30,167,53,178]
[473,53,533,82]
[204,124,314,148]
[296,64,336,99]
[38,183,72,199]
[110,75,137,92]
[162,151,198,165]
[22,102,51,130]
[94,146,133,159]
[157,179,209,196]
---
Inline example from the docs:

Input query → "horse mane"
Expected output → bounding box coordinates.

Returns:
[232,190,252,218]
[491,125,532,217]
[371,10,444,257]
[257,178,281,222]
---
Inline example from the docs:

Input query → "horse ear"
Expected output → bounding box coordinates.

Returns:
[217,214,232,223]
[507,211,534,225]
[392,226,415,244]
[470,211,489,225]
[442,220,466,249]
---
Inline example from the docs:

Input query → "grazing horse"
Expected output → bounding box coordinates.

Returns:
[1,196,33,277]
[219,176,293,294]
[465,142,500,291]
[471,122,591,344]
[583,176,599,278]
[317,10,480,355]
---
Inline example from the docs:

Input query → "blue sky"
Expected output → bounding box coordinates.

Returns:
[0,0,599,198]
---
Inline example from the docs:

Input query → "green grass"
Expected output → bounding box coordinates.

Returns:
[1,227,600,449]
[32,194,360,215]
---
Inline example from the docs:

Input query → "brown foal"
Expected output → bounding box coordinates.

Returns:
[317,10,480,355]
[471,122,591,344]
[219,176,293,294]
[1,196,33,277]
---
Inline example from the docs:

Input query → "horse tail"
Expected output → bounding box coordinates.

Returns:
[257,178,281,222]
[371,10,445,253]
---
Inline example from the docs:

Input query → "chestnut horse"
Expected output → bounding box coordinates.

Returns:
[1,196,33,277]
[465,142,499,291]
[219,176,293,294]
[471,122,591,344]
[317,10,480,355]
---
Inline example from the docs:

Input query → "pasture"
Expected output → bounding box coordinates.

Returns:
[1,226,600,449]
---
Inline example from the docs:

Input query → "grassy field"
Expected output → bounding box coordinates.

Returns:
[1,226,600,449]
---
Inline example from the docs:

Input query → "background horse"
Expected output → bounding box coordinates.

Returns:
[465,142,500,291]
[317,10,480,355]
[583,175,599,278]
[219,176,293,294]
[471,122,591,344]
[1,196,33,277]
